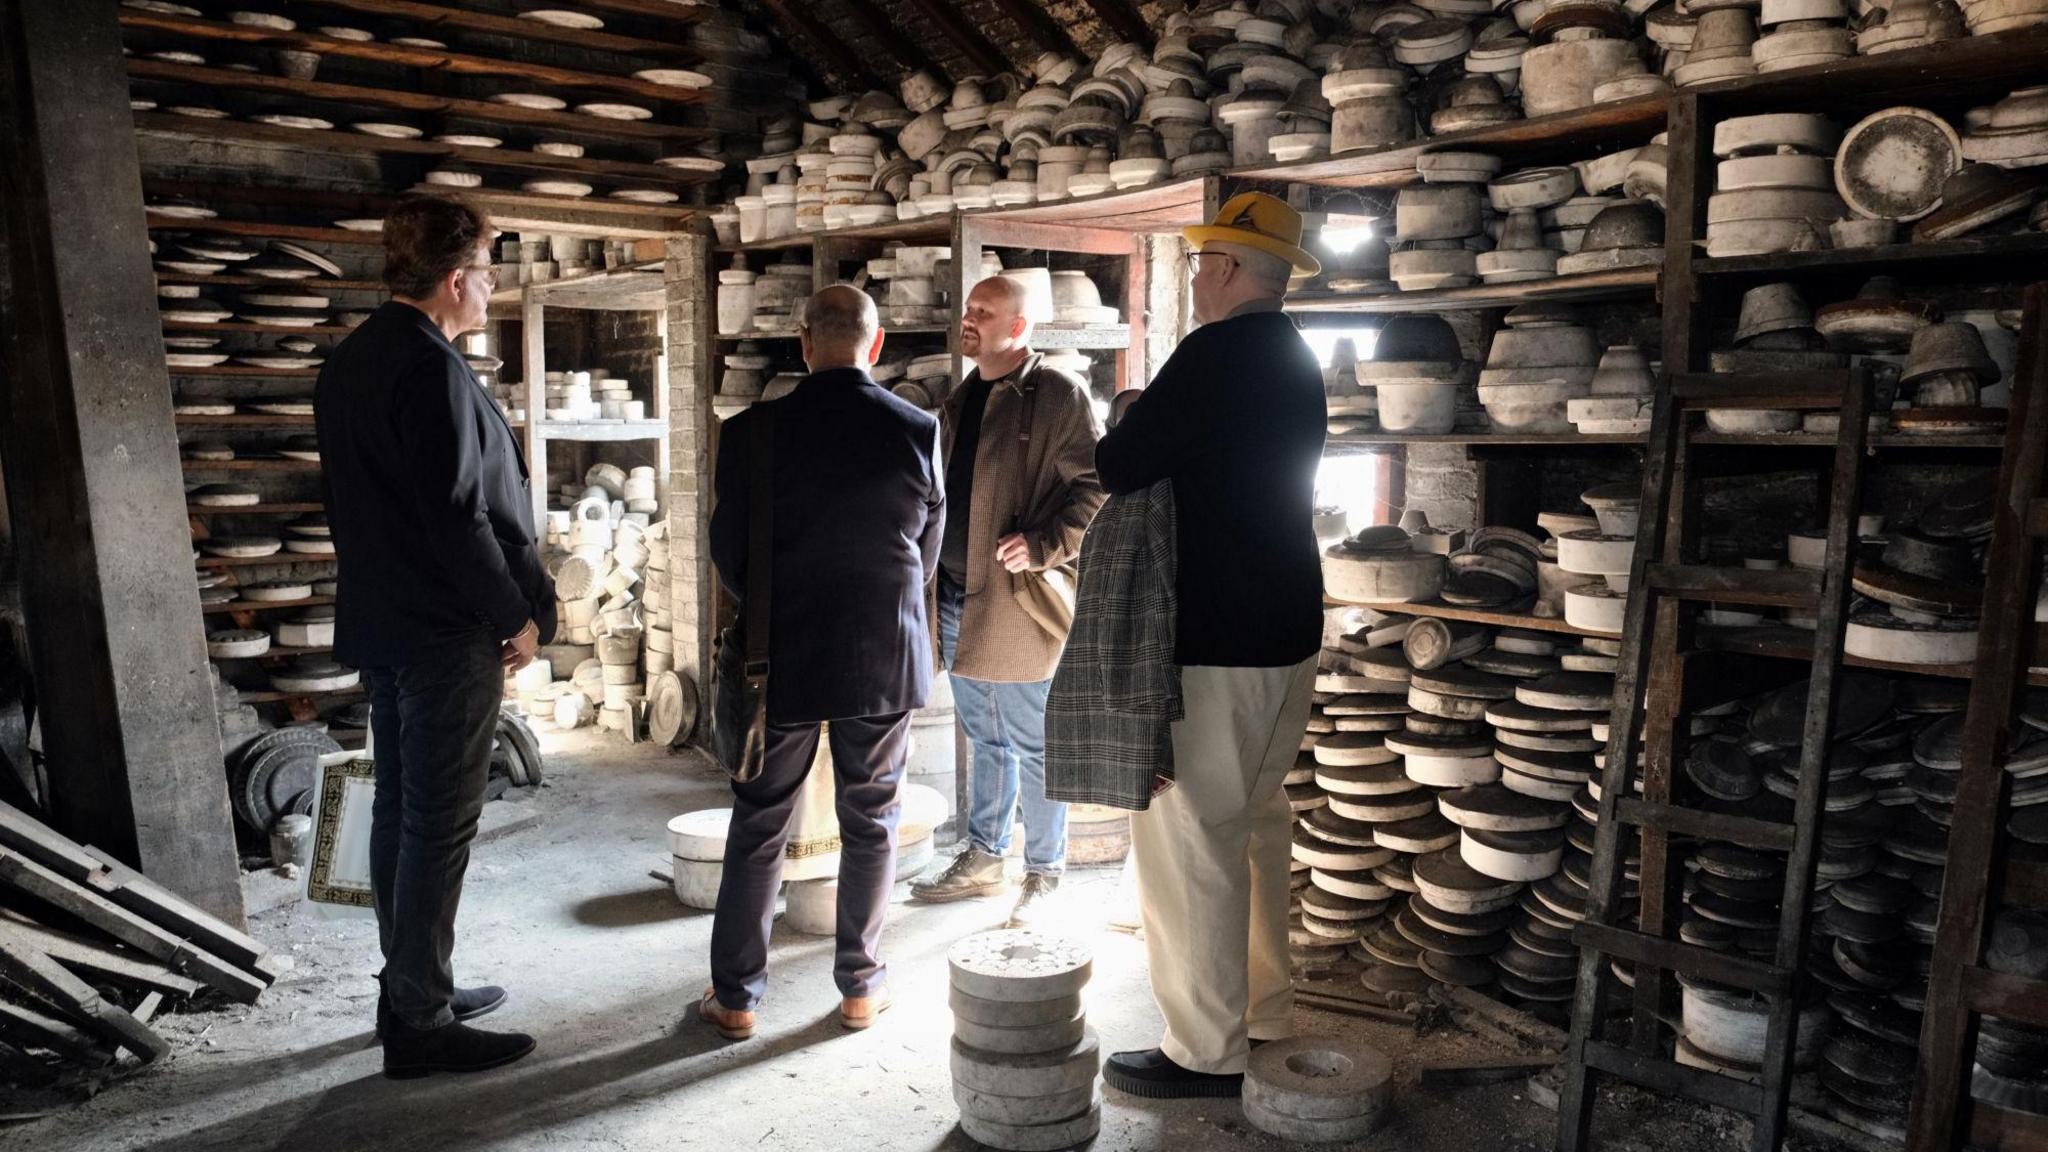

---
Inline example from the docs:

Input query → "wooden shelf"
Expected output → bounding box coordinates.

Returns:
[420,186,697,239]
[146,213,381,247]
[536,420,666,442]
[188,502,324,515]
[163,322,353,335]
[721,217,953,253]
[1327,596,1612,639]
[134,114,711,188]
[176,414,316,427]
[154,273,385,292]
[1292,267,1661,316]
[1695,624,2048,687]
[181,459,322,473]
[196,553,335,568]
[493,262,666,309]
[577,0,716,19]
[238,685,366,705]
[1693,430,2007,449]
[1232,97,1669,190]
[252,0,704,60]
[117,11,709,101]
[167,365,318,377]
[1693,27,2048,114]
[715,178,1214,254]
[1693,233,2048,288]
[716,325,950,341]
[202,595,333,615]
[1329,431,1645,448]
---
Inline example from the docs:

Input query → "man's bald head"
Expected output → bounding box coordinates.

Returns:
[800,284,883,371]
[960,274,1033,365]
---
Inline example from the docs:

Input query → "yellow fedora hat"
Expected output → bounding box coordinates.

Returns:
[1183,191,1322,277]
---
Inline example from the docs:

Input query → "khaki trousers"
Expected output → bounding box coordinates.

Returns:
[1131,655,1317,1075]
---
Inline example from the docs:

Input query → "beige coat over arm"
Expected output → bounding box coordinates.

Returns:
[937,353,1108,683]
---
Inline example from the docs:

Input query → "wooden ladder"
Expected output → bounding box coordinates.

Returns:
[1554,364,1875,1152]
[1907,283,2048,1152]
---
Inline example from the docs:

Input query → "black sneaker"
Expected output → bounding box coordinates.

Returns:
[375,974,507,1039]
[382,1019,535,1080]
[1103,1047,1245,1099]
[909,847,1007,903]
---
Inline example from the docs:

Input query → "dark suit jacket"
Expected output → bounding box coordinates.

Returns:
[711,367,945,724]
[315,301,555,668]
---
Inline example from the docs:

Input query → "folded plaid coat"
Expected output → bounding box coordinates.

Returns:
[1044,480,1180,811]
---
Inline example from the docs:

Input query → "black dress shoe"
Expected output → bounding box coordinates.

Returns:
[382,1019,535,1080]
[1103,1047,1244,1099]
[375,975,507,1038]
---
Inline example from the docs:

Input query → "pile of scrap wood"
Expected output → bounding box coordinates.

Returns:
[0,801,279,1086]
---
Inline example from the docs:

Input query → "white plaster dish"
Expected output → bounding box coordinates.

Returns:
[1835,107,1963,221]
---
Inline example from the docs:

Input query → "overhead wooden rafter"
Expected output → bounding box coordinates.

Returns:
[833,0,945,81]
[752,0,877,89]
[1083,0,1157,49]
[984,0,1080,58]
[899,0,1013,78]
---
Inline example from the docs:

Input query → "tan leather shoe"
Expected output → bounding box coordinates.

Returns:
[699,987,755,1041]
[838,991,892,1031]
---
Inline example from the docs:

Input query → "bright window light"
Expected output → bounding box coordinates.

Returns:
[1300,326,1378,368]
[1317,452,1388,529]
[1318,212,1377,256]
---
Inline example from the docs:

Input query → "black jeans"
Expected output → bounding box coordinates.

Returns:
[709,712,911,1011]
[363,629,504,1030]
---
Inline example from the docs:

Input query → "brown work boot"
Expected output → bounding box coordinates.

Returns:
[1006,873,1062,929]
[698,987,755,1041]
[839,988,892,1031]
[909,847,1007,903]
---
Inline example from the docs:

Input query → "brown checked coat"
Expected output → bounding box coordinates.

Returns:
[937,352,1108,683]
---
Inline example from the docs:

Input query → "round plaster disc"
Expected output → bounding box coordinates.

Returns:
[203,535,283,558]
[1516,673,1614,711]
[947,931,1092,1003]
[1352,647,1415,681]
[1335,715,1407,733]
[1495,629,1561,656]
[1496,939,1578,984]
[1404,619,1487,670]
[1316,760,1416,796]
[1287,782,1330,812]
[1409,664,1517,700]
[1293,824,1396,871]
[1405,714,1489,738]
[1836,107,1962,223]
[1300,885,1390,922]
[950,1030,1100,1099]
[1360,962,1435,996]
[1312,867,1397,901]
[1463,826,1568,881]
[948,986,1084,1030]
[239,581,313,602]
[1464,648,1562,679]
[1324,692,1410,716]
[1395,905,1508,957]
[1301,911,1367,941]
[1375,854,1419,894]
[1408,686,1492,720]
[1496,728,1603,754]
[1409,892,1519,937]
[1413,848,1525,913]
[1439,785,1572,831]
[645,673,696,744]
[1496,746,1598,783]
[1502,767,1583,802]
[206,628,271,659]
[1286,756,1317,786]
[1687,740,1761,801]
[1315,732,1401,767]
[1419,949,1497,987]
[1329,791,1436,826]
[1485,700,1596,732]
[1383,730,1491,759]
[1374,811,1460,854]
[1403,752,1503,789]
[1243,1040,1393,1132]
[954,1082,1094,1132]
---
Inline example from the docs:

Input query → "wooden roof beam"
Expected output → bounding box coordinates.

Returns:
[835,0,945,80]
[751,0,878,89]
[899,0,1013,77]
[985,0,1080,57]
[1083,0,1156,50]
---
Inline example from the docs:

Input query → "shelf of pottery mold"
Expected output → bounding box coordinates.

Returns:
[573,0,718,20]
[132,115,712,190]
[154,273,387,293]
[1290,267,1661,317]
[181,459,324,473]
[1030,323,1133,350]
[1327,431,1647,449]
[144,214,385,248]
[1691,431,2008,450]
[162,321,356,336]
[194,555,337,569]
[1693,233,2048,288]
[237,685,367,705]
[971,175,1216,234]
[124,62,714,148]
[188,502,325,516]
[202,595,334,615]
[167,365,321,378]
[492,263,666,311]
[1694,624,2048,687]
[716,325,952,341]
[226,0,708,59]
[535,420,667,442]
[1323,596,1612,639]
[238,644,336,663]
[175,414,317,427]
[116,11,711,99]
[421,186,696,240]
[1229,97,1669,190]
[717,217,954,254]
[1692,27,2048,113]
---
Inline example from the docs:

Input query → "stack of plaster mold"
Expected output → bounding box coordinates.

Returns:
[747,254,814,334]
[719,341,772,401]
[782,783,950,933]
[1962,85,2048,172]
[1351,311,1466,432]
[948,931,1100,1151]
[1845,474,1989,667]
[531,462,665,736]
[1672,3,1761,86]
[1751,0,1855,70]
[1706,113,1845,257]
[1518,0,1653,115]
[1476,303,1600,433]
[1323,39,1414,156]
[1242,1038,1393,1142]
[1893,318,2008,434]
[1707,281,1847,434]
[1857,0,1968,54]
[1556,199,1666,273]
[1322,523,1450,606]
[870,245,953,328]
[1568,343,1658,434]
[1390,180,1483,291]
[1480,165,1571,284]
[1558,483,1640,635]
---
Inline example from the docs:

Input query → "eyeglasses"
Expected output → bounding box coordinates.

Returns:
[1186,250,1236,278]
[466,261,499,292]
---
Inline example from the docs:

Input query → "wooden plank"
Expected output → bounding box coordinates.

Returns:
[155,273,385,292]
[421,187,697,240]
[1962,967,2048,1030]
[126,60,710,144]
[1581,1040,1762,1116]
[1644,564,1819,608]
[1421,1057,1560,1087]
[0,849,265,1004]
[1290,267,1659,315]
[257,0,702,60]
[1669,372,1849,409]
[163,322,355,336]
[77,844,272,974]
[1435,984,1569,1050]
[0,994,109,1064]
[1613,798,1796,852]
[750,0,874,89]
[146,215,380,247]
[972,177,1212,233]
[202,595,335,615]
[0,923,167,1061]
[1698,26,2048,113]
[0,0,245,924]
[1573,922,1790,995]
[0,912,205,999]
[189,502,324,515]
[900,0,1013,76]
[1967,1098,2048,1150]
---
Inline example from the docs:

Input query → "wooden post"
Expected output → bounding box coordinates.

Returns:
[522,290,548,534]
[0,0,242,922]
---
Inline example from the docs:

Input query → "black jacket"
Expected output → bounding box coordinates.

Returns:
[1096,308,1326,668]
[711,367,945,724]
[315,301,555,668]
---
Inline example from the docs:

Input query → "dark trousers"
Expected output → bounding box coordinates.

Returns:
[709,712,911,1012]
[363,629,504,1030]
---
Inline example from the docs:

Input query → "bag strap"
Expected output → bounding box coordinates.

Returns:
[743,408,774,675]
[1010,364,1039,532]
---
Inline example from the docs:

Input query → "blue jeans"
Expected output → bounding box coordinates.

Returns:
[939,574,1066,875]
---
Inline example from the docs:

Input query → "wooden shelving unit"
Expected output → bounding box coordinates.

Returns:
[201,596,334,615]
[1331,597,1611,640]
[162,322,356,336]
[179,459,322,473]
[1291,267,1660,317]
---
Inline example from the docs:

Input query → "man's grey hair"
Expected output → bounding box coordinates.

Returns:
[1213,242,1295,294]
[802,283,879,352]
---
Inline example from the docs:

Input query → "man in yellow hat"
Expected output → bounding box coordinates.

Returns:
[1094,192,1327,1099]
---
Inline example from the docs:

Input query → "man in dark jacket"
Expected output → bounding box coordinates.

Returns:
[1094,193,1326,1100]
[700,285,945,1041]
[316,195,552,1078]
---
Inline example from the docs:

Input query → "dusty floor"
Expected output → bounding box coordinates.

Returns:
[9,729,1777,1152]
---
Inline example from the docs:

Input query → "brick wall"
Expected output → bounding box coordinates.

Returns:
[664,236,714,687]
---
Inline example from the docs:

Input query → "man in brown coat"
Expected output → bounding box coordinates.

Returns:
[910,274,1106,927]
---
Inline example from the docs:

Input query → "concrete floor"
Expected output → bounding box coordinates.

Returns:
[13,728,1696,1152]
